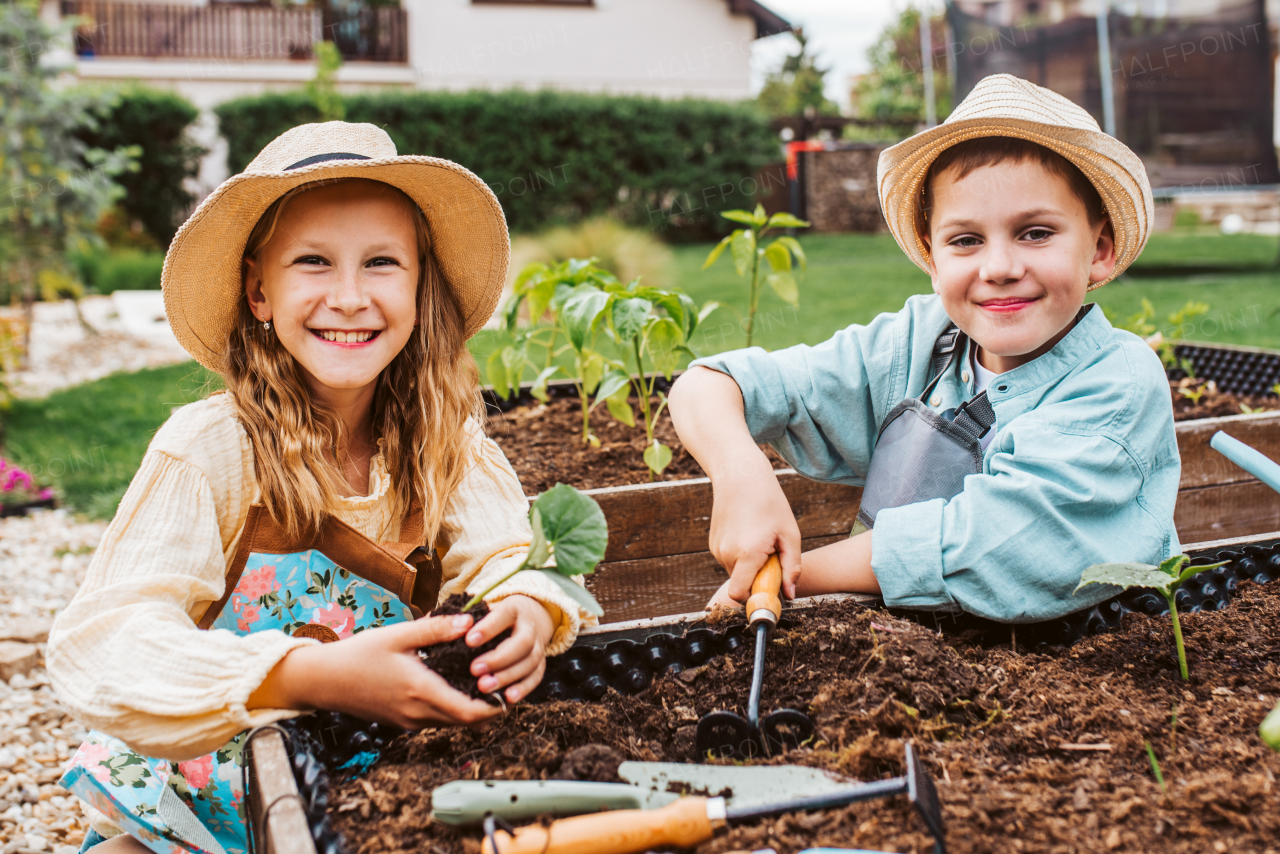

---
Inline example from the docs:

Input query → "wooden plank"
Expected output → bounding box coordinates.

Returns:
[1175,411,1280,489]
[1175,479,1280,543]
[585,471,860,563]
[246,730,314,854]
[586,534,845,624]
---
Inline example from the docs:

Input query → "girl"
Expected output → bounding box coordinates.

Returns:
[46,122,594,854]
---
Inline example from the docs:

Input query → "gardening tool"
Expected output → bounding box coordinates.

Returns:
[431,762,856,825]
[478,743,945,854]
[695,555,815,759]
[1211,431,1280,494]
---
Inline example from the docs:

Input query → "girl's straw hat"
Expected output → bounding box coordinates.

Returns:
[163,122,509,370]
[877,73,1153,289]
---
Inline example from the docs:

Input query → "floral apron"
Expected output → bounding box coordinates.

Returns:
[60,504,442,854]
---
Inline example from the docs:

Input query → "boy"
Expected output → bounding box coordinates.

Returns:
[669,74,1179,623]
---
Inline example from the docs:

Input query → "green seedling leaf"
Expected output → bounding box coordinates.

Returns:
[531,483,609,577]
[1261,700,1280,750]
[530,366,560,403]
[592,368,631,409]
[775,236,807,272]
[764,241,792,273]
[767,271,799,305]
[644,317,683,378]
[612,297,652,342]
[580,350,605,396]
[562,289,610,351]
[1075,562,1180,596]
[535,568,605,617]
[753,203,767,225]
[766,212,811,229]
[730,229,756,276]
[702,233,733,269]
[721,209,760,227]
[605,383,636,427]
[501,293,525,334]
[644,439,673,476]
[486,349,511,399]
[696,300,722,326]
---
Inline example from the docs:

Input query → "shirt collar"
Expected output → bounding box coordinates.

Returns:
[978,303,1110,400]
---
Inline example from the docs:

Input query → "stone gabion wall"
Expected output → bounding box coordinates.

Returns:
[803,145,889,234]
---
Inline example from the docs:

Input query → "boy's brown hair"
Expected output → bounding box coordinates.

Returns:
[916,136,1108,241]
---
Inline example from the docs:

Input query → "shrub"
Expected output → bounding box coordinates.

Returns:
[215,89,779,237]
[71,248,164,294]
[513,217,674,290]
[75,86,206,247]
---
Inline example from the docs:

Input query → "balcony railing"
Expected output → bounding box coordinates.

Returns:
[61,1,408,63]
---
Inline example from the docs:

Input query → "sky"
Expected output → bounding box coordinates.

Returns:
[749,0,908,112]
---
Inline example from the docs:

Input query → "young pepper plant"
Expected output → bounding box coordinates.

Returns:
[701,204,809,347]
[1075,554,1226,681]
[463,483,607,617]
[561,278,718,479]
[1262,701,1280,751]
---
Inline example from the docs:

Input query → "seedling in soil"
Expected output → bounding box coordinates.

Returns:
[1075,554,1227,681]
[463,483,608,617]
[1144,741,1168,799]
[1262,701,1280,751]
[701,204,809,347]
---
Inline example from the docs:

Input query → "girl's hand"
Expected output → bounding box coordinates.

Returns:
[466,594,556,705]
[249,614,501,729]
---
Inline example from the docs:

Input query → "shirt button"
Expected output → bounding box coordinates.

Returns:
[930,395,941,406]
[961,371,970,383]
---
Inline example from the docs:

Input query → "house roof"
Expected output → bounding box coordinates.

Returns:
[725,0,792,38]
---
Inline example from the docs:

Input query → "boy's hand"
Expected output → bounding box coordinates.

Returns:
[466,594,556,705]
[708,467,803,602]
[249,614,502,729]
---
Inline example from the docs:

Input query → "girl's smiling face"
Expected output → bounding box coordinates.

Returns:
[245,180,420,403]
[925,158,1117,373]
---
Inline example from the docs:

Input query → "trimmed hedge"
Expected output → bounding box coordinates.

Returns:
[215,89,779,237]
[77,86,206,246]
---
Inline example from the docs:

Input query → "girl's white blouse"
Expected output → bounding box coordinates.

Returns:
[46,393,595,763]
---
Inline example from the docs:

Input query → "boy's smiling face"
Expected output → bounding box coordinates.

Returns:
[925,158,1117,373]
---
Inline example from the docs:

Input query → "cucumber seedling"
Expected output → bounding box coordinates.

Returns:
[464,483,608,617]
[1075,554,1226,681]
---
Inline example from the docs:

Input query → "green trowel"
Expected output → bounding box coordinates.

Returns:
[430,761,856,826]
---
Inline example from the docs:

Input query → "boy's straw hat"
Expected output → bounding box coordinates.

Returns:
[877,74,1153,289]
[163,122,509,370]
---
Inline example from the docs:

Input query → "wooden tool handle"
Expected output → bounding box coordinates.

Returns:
[745,554,783,627]
[479,797,714,854]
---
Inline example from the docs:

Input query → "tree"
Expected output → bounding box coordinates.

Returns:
[853,7,953,136]
[757,28,839,118]
[0,0,134,353]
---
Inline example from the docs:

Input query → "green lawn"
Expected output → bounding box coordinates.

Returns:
[5,229,1279,519]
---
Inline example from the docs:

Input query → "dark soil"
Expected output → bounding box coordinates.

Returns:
[487,385,1280,495]
[484,394,788,496]
[419,596,511,703]
[330,582,1280,854]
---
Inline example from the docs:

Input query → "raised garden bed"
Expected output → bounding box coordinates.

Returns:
[483,344,1280,623]
[248,532,1280,854]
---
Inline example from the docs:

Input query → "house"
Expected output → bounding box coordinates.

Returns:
[44,0,790,191]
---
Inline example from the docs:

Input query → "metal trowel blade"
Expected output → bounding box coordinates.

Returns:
[616,761,857,811]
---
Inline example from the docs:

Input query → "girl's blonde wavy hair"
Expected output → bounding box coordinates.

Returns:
[224,178,482,544]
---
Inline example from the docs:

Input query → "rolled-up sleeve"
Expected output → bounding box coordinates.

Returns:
[690,300,942,484]
[871,423,1169,623]
[438,424,598,655]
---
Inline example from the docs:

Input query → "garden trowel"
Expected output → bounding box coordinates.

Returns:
[431,761,855,826]
[695,554,815,759]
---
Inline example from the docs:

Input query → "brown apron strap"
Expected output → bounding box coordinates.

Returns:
[197,500,442,629]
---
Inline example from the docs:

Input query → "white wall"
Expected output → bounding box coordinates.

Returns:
[407,0,758,99]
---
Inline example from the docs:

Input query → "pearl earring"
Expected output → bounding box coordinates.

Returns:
[263,319,271,333]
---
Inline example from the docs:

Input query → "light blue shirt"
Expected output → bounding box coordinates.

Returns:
[690,294,1181,623]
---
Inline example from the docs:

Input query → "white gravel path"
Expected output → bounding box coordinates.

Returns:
[0,510,106,854]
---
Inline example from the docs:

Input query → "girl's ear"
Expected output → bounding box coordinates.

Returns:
[244,258,271,321]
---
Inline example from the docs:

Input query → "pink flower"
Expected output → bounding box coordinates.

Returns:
[236,603,261,633]
[71,742,114,785]
[178,755,213,790]
[237,566,278,600]
[311,603,356,638]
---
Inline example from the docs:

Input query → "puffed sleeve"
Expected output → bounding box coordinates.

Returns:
[45,397,318,761]
[436,421,598,655]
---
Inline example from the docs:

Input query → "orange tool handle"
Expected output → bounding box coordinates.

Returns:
[745,554,783,627]
[479,797,715,854]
